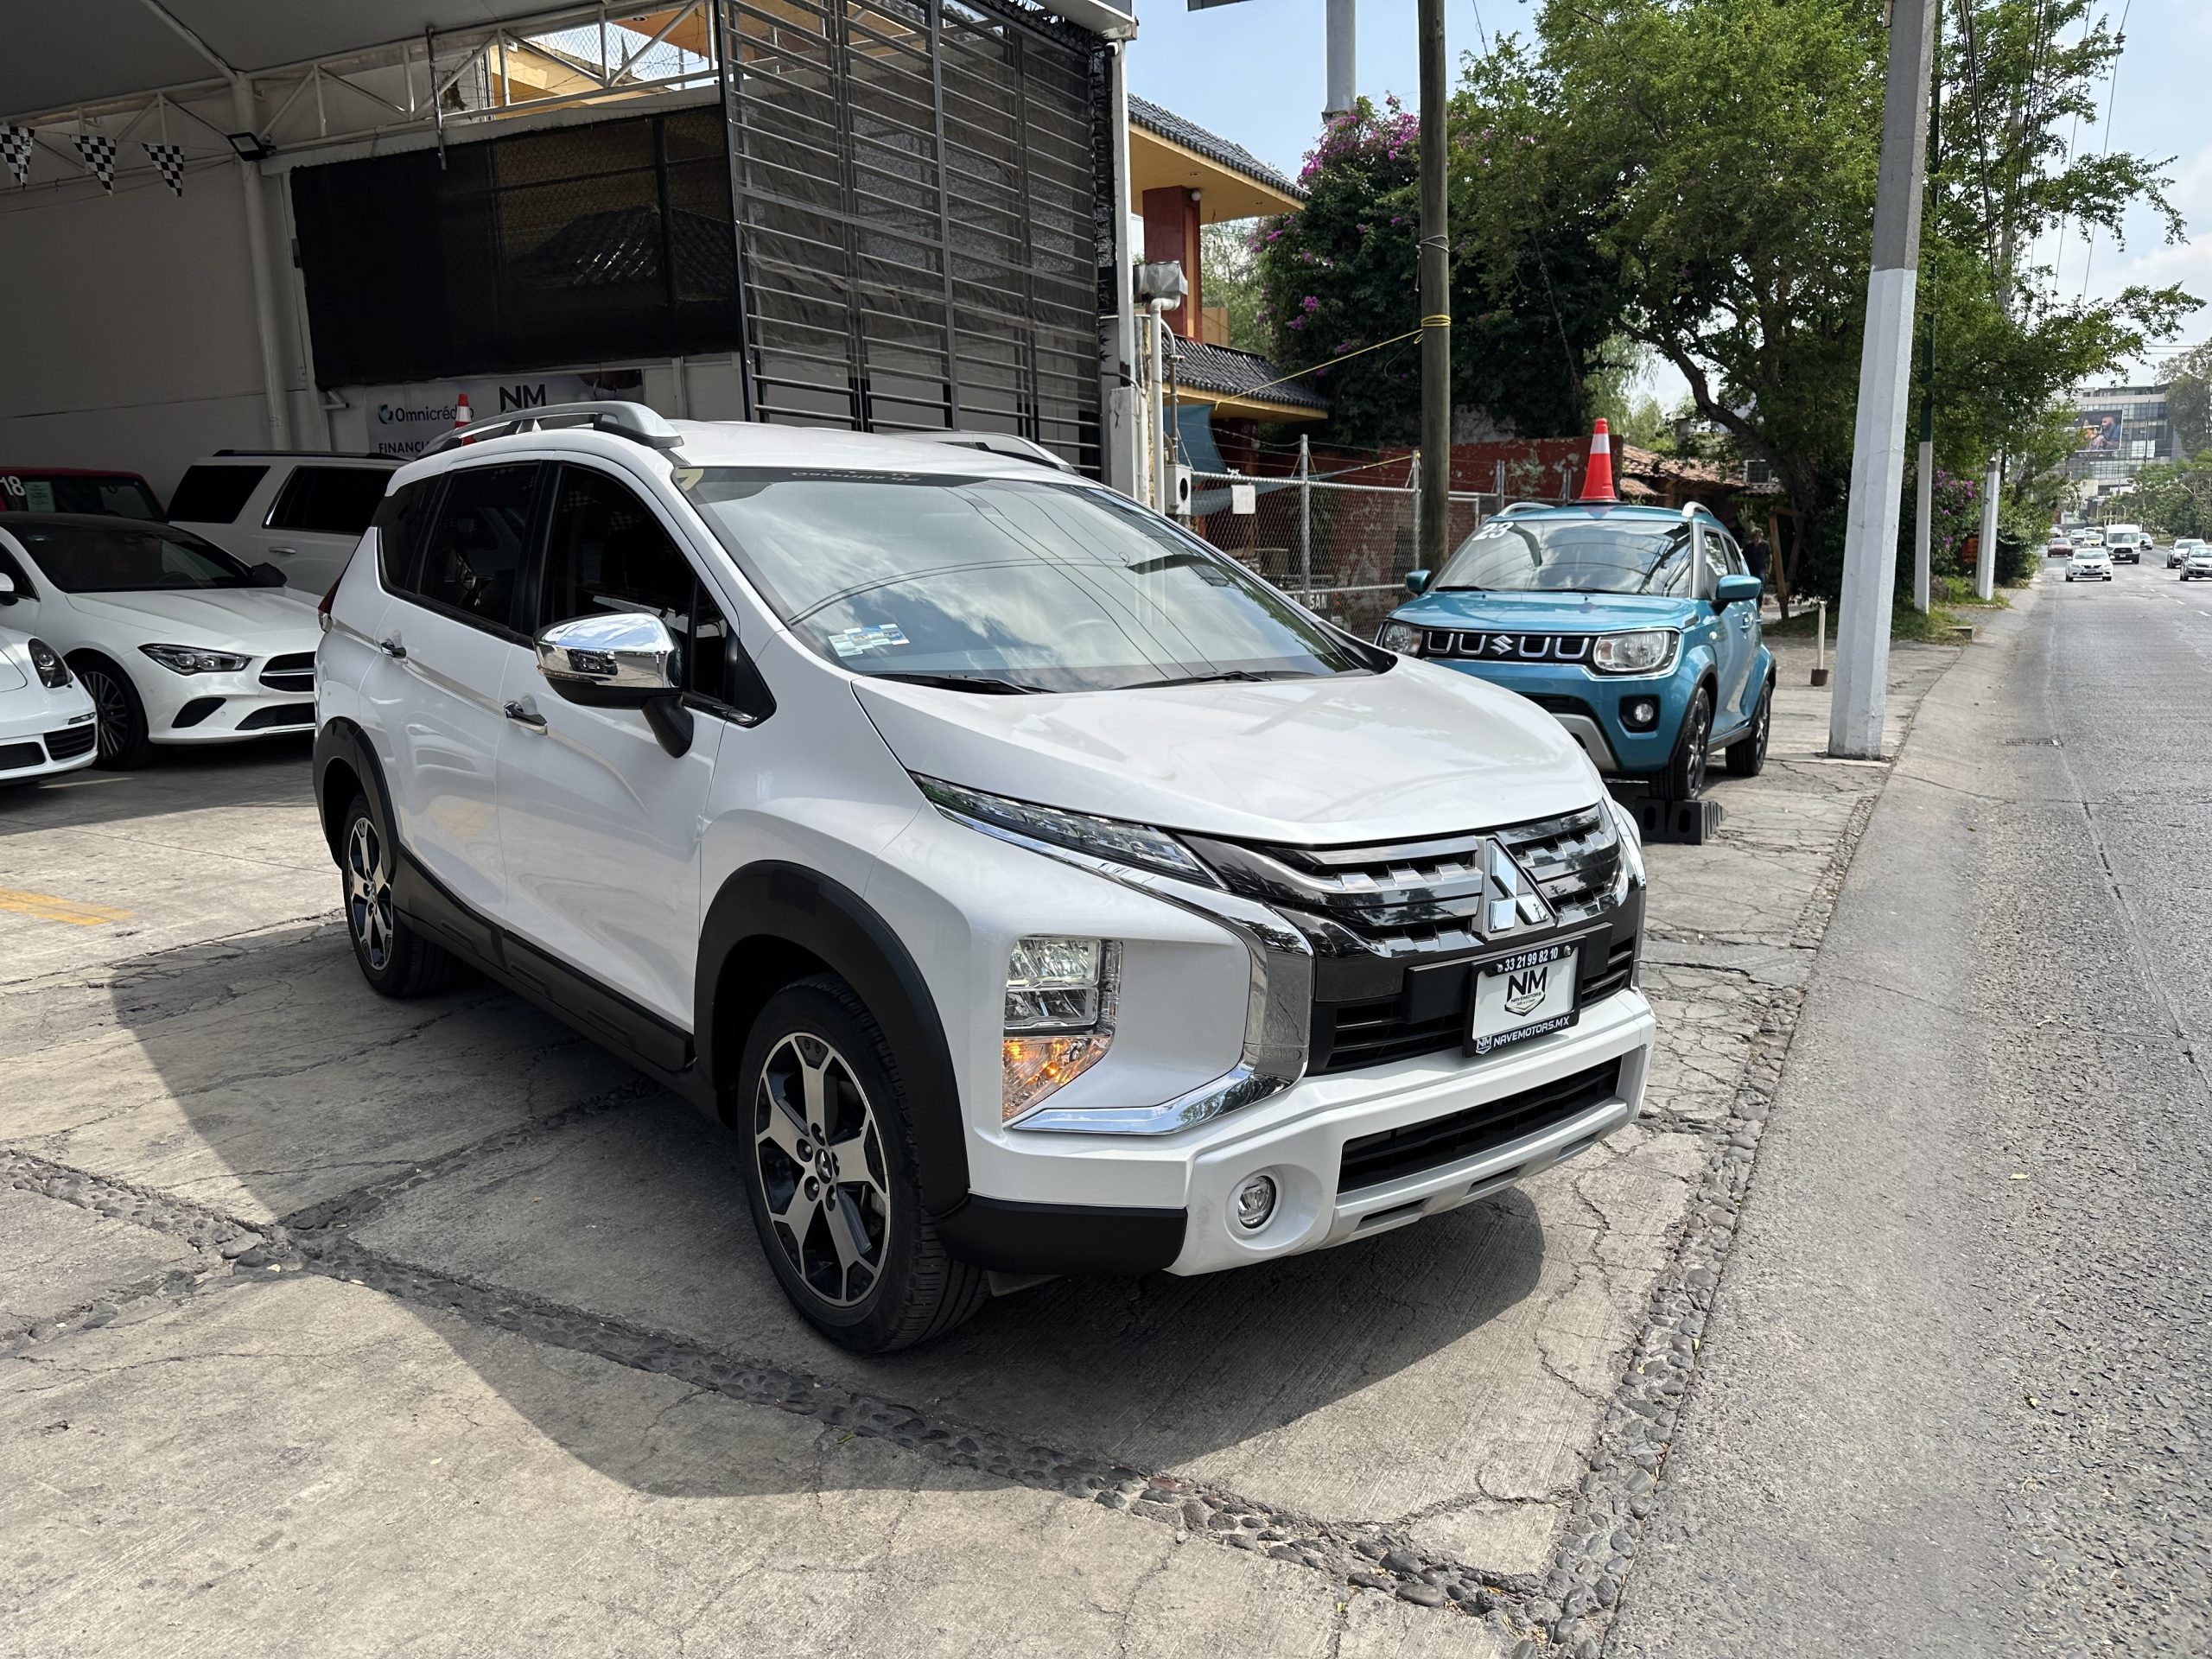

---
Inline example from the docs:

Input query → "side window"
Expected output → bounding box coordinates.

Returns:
[167,465,267,524]
[371,477,443,597]
[416,463,540,632]
[269,467,392,536]
[540,465,725,696]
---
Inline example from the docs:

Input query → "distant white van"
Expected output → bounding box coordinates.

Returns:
[2102,524,2146,564]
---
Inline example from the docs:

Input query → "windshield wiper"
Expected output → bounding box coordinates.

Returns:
[1143,668,1314,688]
[867,671,1044,695]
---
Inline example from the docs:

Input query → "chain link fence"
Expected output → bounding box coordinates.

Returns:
[1183,471,1504,641]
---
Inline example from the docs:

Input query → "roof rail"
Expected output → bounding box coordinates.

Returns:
[423,401,685,458]
[1495,500,1558,516]
[211,449,391,461]
[902,429,1080,474]
[1679,500,1722,523]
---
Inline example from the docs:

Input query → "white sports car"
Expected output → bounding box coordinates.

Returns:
[0,513,321,767]
[0,622,98,786]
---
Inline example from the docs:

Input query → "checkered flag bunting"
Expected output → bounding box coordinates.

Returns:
[0,125,32,188]
[74,131,117,193]
[143,142,185,197]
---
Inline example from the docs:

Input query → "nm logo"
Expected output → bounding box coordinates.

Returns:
[1503,963,1550,1019]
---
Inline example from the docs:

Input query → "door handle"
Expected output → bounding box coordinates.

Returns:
[269,545,297,556]
[503,700,547,730]
[378,637,406,659]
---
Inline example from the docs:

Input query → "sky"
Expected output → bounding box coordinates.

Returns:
[1128,0,2211,400]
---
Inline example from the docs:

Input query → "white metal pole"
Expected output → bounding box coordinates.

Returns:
[1101,42,1140,499]
[232,75,292,449]
[1829,0,1936,760]
[1324,0,1356,117]
[1975,454,1999,600]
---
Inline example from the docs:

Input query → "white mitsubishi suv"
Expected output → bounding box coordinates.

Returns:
[314,404,1656,1351]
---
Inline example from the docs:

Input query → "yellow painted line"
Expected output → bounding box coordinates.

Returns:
[0,887,135,927]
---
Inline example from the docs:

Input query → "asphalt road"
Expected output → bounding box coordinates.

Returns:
[1610,558,2212,1655]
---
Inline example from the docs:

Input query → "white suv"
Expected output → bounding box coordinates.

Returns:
[313,404,1656,1351]
[169,453,398,596]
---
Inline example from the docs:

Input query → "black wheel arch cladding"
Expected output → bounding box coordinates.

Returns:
[698,863,970,1218]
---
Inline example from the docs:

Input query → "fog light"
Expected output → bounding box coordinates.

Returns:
[1233,1173,1278,1232]
[1623,696,1660,731]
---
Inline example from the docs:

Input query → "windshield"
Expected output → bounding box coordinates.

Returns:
[8,521,253,593]
[676,469,1377,692]
[0,472,162,519]
[1432,515,1694,596]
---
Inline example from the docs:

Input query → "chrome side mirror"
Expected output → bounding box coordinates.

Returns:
[536,612,681,708]
[0,570,16,603]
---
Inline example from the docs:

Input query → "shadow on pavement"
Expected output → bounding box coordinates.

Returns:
[0,735,314,832]
[101,916,1553,1503]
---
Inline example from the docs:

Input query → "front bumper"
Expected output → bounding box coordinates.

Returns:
[0,691,98,783]
[954,987,1654,1277]
[137,659,318,745]
[1428,658,1681,774]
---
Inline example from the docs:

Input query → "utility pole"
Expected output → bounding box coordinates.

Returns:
[1325,0,1356,116]
[1829,0,1938,760]
[1912,3,1941,616]
[1416,0,1450,577]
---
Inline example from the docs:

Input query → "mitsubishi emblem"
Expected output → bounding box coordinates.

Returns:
[1484,840,1554,937]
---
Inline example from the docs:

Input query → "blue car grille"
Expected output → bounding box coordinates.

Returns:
[1425,630,1593,664]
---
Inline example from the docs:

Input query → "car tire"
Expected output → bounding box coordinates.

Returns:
[70,653,151,769]
[339,792,461,997]
[1726,673,1773,778]
[1659,685,1713,800]
[737,975,989,1354]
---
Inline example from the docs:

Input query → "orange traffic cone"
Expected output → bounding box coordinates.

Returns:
[1577,417,1617,504]
[454,392,473,429]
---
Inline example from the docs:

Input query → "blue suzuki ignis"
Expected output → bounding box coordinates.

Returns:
[1376,501,1774,798]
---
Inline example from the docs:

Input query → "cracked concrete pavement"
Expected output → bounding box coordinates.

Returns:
[1,637,1955,1654]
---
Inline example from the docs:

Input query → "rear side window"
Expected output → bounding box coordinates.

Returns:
[371,477,442,596]
[167,464,268,524]
[268,466,391,535]
[415,463,540,632]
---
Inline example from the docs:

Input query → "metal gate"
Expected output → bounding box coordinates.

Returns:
[716,0,1103,473]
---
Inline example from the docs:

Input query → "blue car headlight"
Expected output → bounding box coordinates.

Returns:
[1375,619,1424,655]
[1591,629,1678,675]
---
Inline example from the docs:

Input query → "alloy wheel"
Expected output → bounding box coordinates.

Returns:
[82,668,130,761]
[345,816,395,972]
[1685,699,1711,797]
[1751,683,1772,767]
[754,1033,892,1308]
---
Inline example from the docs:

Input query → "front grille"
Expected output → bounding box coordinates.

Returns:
[43,724,96,761]
[1193,804,1622,958]
[0,741,44,772]
[237,702,315,730]
[259,652,315,693]
[1425,630,1594,664]
[1339,1058,1623,1193]
[1312,934,1639,1073]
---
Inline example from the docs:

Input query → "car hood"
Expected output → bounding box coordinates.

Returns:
[0,634,27,693]
[854,659,1605,845]
[1394,588,1700,633]
[58,588,322,651]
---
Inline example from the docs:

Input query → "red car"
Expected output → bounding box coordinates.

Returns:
[0,467,163,521]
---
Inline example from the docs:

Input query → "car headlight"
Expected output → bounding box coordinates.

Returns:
[26,638,69,689]
[1590,629,1677,676]
[915,776,1211,884]
[140,644,250,676]
[1605,795,1646,893]
[1002,937,1118,1122]
[1375,619,1425,654]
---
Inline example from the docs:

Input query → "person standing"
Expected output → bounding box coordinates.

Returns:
[1743,530,1772,587]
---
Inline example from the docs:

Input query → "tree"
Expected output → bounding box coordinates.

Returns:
[1472,0,2196,601]
[2127,451,2212,540]
[1198,221,1268,354]
[2166,340,2212,459]
[1250,97,1626,445]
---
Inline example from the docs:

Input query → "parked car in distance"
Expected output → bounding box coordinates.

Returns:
[2165,537,2202,569]
[0,467,163,521]
[314,402,1656,1353]
[1375,498,1773,801]
[0,514,321,766]
[0,622,98,785]
[168,452,397,596]
[2179,543,2212,582]
[2066,546,2113,582]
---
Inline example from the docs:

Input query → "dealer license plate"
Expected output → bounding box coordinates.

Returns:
[1467,941,1580,1056]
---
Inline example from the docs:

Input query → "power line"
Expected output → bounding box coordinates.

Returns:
[2080,0,2133,300]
